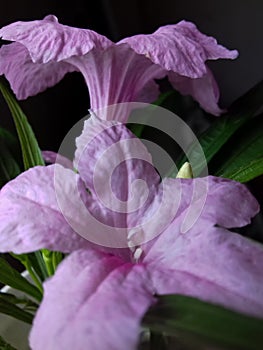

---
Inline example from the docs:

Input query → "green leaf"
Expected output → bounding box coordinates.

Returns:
[213,116,263,182]
[23,253,45,282]
[0,335,18,350]
[0,78,44,170]
[169,80,263,177]
[149,332,168,350]
[153,90,179,108]
[0,257,42,302]
[0,146,20,187]
[143,294,263,350]
[0,128,21,187]
[0,293,38,312]
[0,78,50,281]
[0,296,33,325]
[0,128,21,161]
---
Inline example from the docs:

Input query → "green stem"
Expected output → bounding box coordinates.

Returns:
[52,252,63,272]
[23,261,43,294]
[34,251,49,279]
[42,250,55,276]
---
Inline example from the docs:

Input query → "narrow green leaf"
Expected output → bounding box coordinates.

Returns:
[0,128,21,162]
[32,251,49,280]
[0,335,18,350]
[21,253,45,282]
[219,157,263,183]
[0,297,33,325]
[0,128,21,187]
[0,293,38,312]
[143,294,263,350]
[0,147,20,187]
[0,78,44,170]
[0,78,50,281]
[0,257,42,302]
[149,332,168,350]
[169,80,263,177]
[214,116,263,182]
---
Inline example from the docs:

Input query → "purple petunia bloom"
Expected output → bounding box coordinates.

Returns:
[0,115,262,350]
[0,15,238,118]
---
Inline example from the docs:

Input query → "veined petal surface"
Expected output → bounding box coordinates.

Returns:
[120,20,238,78]
[0,165,93,253]
[143,176,262,317]
[0,43,76,99]
[168,68,223,115]
[0,15,112,63]
[30,249,155,350]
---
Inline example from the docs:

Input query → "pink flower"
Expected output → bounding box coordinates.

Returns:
[0,115,262,350]
[0,15,238,118]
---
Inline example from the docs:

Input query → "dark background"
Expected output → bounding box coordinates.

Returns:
[0,0,262,151]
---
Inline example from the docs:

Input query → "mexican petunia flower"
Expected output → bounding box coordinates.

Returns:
[0,15,238,119]
[0,115,263,350]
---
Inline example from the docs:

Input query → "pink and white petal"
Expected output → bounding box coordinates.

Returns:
[0,15,112,64]
[42,150,73,169]
[142,177,262,317]
[30,249,155,350]
[142,176,259,258]
[73,116,178,250]
[162,176,257,233]
[0,43,76,99]
[0,165,93,253]
[146,225,263,318]
[174,21,238,61]
[0,17,163,108]
[168,68,223,116]
[136,78,161,103]
[74,116,161,229]
[199,176,259,228]
[68,44,164,113]
[120,20,238,79]
[127,178,183,249]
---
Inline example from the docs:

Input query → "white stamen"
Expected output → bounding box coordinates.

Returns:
[134,248,143,261]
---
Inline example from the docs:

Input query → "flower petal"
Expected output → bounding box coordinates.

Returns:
[0,16,162,108]
[147,225,263,318]
[136,79,160,103]
[120,20,238,78]
[0,15,112,64]
[67,44,163,113]
[0,165,92,253]
[42,150,73,169]
[74,116,160,228]
[0,15,112,100]
[0,43,75,99]
[143,176,262,317]
[73,116,179,249]
[143,176,259,256]
[168,68,223,115]
[30,249,155,350]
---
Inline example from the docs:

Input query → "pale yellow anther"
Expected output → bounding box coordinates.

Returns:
[176,162,193,179]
